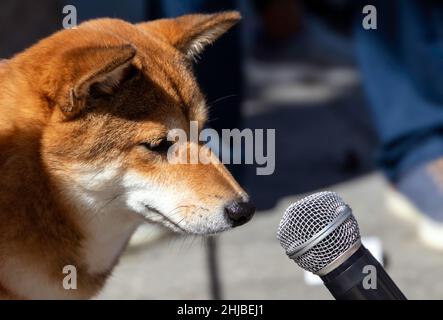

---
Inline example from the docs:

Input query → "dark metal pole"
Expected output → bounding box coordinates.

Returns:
[206,236,222,300]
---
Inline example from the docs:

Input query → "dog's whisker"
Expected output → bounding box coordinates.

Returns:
[207,94,238,107]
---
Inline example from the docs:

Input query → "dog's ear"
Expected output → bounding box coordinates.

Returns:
[54,44,136,117]
[138,11,241,60]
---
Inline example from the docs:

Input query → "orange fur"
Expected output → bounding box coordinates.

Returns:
[0,12,249,299]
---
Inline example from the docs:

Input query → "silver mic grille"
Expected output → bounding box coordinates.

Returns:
[277,191,361,275]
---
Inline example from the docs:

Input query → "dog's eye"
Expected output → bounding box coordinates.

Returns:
[141,139,173,153]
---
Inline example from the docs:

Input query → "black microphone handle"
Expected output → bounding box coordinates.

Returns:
[320,245,407,300]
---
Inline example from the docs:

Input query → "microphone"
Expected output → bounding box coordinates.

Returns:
[277,191,407,300]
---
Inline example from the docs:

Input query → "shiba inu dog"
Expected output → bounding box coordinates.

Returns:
[0,11,255,299]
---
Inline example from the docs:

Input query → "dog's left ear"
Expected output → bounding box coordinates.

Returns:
[52,44,136,118]
[138,11,241,60]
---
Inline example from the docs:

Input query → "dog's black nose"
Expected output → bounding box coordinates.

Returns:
[224,200,255,227]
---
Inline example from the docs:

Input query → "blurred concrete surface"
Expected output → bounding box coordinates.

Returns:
[98,173,443,299]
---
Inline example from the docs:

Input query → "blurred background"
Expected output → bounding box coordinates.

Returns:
[1,0,442,299]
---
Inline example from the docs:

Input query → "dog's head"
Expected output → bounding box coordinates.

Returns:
[31,12,254,235]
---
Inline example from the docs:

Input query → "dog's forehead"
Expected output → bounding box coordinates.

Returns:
[135,55,205,121]
[116,63,207,130]
[133,62,207,128]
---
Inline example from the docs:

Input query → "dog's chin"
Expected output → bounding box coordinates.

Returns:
[155,217,233,236]
[139,205,233,236]
[177,222,233,236]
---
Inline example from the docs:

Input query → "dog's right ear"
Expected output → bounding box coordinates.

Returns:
[137,11,241,61]
[50,44,136,118]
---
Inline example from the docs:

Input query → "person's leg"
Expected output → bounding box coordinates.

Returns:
[355,0,443,249]
[355,0,443,181]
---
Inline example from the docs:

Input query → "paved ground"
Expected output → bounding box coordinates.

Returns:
[98,173,443,299]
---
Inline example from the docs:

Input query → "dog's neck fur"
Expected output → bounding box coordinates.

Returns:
[0,68,142,299]
[0,136,141,299]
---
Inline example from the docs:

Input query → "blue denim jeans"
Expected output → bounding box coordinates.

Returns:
[355,0,443,181]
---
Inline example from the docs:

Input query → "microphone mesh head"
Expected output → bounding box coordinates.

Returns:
[277,191,360,274]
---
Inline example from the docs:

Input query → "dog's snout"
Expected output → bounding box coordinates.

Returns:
[224,200,255,227]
